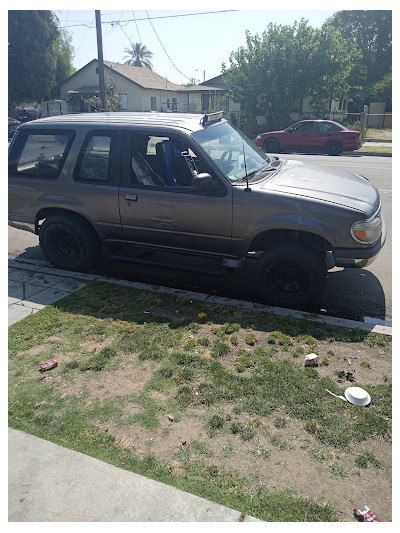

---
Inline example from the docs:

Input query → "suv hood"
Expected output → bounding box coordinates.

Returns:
[260,159,379,214]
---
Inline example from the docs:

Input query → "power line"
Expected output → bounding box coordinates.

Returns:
[144,10,193,83]
[59,10,238,29]
[132,11,142,43]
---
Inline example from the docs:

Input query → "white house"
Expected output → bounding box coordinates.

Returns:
[59,60,241,122]
[60,59,188,113]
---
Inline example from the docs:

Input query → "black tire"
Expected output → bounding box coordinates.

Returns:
[263,138,280,153]
[256,241,327,310]
[39,214,100,270]
[325,140,342,155]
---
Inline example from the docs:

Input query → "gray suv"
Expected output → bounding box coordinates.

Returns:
[8,111,385,309]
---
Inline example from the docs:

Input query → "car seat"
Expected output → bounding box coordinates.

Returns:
[156,140,181,185]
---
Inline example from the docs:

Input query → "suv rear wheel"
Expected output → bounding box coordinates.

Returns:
[256,241,327,310]
[39,214,99,270]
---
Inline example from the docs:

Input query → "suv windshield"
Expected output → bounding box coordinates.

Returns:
[192,122,270,182]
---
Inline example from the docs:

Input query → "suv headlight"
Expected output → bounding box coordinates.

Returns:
[351,216,382,244]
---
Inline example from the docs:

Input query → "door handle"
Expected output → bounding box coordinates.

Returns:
[124,194,137,202]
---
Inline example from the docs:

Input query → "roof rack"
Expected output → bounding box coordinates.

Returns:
[200,111,224,126]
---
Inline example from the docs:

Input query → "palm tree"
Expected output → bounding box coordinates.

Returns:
[123,43,153,70]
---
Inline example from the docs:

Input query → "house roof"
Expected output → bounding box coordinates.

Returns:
[103,61,184,91]
[180,84,225,93]
[61,60,228,94]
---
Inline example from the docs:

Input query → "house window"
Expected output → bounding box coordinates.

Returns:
[119,95,128,110]
[167,99,170,110]
[150,97,157,111]
[172,98,177,111]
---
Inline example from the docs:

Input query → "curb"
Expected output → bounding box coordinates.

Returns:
[9,257,392,336]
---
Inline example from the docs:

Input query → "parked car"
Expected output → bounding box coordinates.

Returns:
[8,112,385,310]
[254,119,362,155]
[16,107,40,123]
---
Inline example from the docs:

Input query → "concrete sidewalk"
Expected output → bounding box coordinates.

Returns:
[8,259,261,522]
[9,428,258,522]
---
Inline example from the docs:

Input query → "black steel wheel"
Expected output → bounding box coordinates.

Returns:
[263,138,280,153]
[39,214,99,270]
[256,241,327,310]
[325,140,342,155]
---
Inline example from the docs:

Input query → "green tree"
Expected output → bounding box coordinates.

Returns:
[123,43,153,70]
[51,29,75,98]
[223,20,360,130]
[8,11,75,106]
[325,10,392,109]
[85,81,123,112]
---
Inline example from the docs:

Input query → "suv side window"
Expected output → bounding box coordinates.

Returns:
[129,133,203,188]
[75,132,115,182]
[8,130,74,178]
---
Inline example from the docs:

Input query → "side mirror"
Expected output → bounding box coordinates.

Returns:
[191,173,214,192]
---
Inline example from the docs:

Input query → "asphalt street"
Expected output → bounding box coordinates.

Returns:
[8,154,392,322]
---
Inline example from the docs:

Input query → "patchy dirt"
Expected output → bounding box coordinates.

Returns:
[18,297,391,522]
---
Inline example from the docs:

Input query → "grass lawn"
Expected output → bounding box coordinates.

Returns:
[359,145,392,155]
[365,129,392,141]
[8,281,392,522]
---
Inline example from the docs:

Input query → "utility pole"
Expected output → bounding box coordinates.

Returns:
[95,10,106,110]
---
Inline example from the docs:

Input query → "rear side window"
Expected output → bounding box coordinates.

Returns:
[9,130,74,178]
[75,132,115,182]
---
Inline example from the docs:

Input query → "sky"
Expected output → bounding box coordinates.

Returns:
[54,7,340,86]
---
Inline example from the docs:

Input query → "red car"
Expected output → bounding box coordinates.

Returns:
[254,119,362,155]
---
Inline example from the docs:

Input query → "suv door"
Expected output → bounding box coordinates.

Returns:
[72,129,123,243]
[118,131,233,256]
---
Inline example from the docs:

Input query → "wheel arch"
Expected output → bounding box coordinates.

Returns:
[35,207,99,241]
[248,228,332,254]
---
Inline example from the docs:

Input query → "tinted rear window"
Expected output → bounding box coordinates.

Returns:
[9,130,74,178]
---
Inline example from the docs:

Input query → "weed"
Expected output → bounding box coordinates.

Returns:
[360,361,372,369]
[221,441,234,457]
[230,335,239,346]
[270,435,294,451]
[230,421,256,441]
[365,333,391,347]
[191,440,213,456]
[224,323,240,334]
[268,332,293,348]
[197,337,210,347]
[176,386,193,407]
[156,364,174,379]
[206,414,225,437]
[252,447,271,459]
[355,450,382,469]
[329,462,349,479]
[319,357,330,366]
[254,347,276,358]
[211,340,230,357]
[245,333,257,346]
[327,349,335,356]
[274,417,287,429]
[292,347,304,357]
[296,334,317,347]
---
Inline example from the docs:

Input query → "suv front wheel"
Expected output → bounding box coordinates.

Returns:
[39,214,100,271]
[256,241,327,310]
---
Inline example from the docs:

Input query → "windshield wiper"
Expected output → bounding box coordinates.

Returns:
[235,164,277,184]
